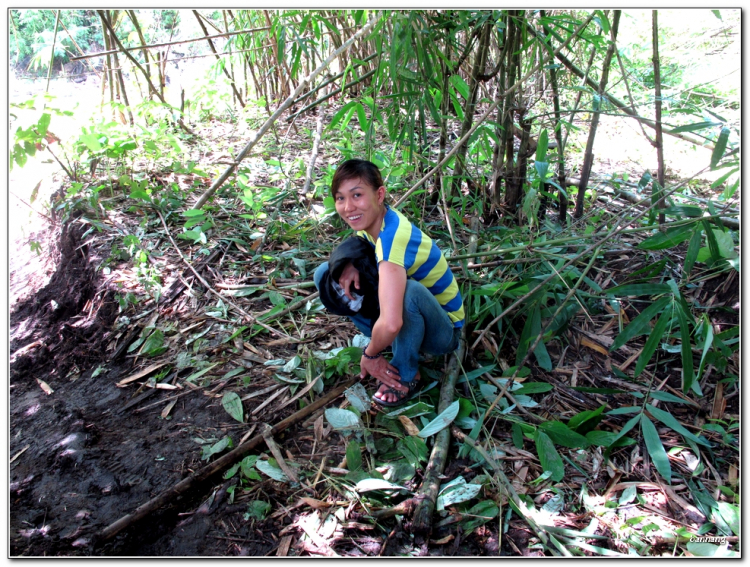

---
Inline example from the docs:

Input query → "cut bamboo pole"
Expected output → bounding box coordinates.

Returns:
[99,377,357,540]
[193,13,382,210]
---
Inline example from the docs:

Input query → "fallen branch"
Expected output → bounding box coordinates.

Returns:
[99,376,357,541]
[157,210,293,340]
[301,103,325,195]
[193,13,381,210]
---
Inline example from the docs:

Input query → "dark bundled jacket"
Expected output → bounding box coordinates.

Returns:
[318,236,380,322]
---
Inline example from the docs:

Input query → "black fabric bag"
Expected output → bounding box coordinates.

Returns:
[318,236,380,321]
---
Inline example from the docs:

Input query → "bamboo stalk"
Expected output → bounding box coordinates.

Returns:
[44,10,60,94]
[193,13,382,210]
[302,102,325,196]
[394,11,596,209]
[574,10,621,219]
[652,10,666,226]
[99,377,357,540]
[286,68,377,121]
[192,9,245,108]
[97,10,195,136]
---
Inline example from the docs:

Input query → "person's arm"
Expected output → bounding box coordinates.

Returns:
[359,261,408,392]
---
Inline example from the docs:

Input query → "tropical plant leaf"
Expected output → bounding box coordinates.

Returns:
[634,308,672,378]
[610,296,671,351]
[461,500,499,534]
[221,392,245,423]
[437,481,482,510]
[514,382,554,395]
[641,415,671,483]
[346,440,362,472]
[255,459,289,482]
[418,400,459,438]
[684,226,703,277]
[675,305,695,392]
[710,127,730,169]
[325,408,362,433]
[716,501,739,536]
[535,431,564,482]
[567,405,606,434]
[240,455,261,480]
[669,121,720,133]
[397,436,429,466]
[645,404,709,447]
[538,421,591,448]
[638,225,693,250]
[604,283,672,297]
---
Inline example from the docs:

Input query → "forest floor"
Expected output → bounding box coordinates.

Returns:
[8,74,740,557]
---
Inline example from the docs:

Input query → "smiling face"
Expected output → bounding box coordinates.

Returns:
[334,177,386,239]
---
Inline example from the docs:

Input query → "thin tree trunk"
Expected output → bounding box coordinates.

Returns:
[574,10,621,219]
[127,10,152,96]
[193,10,245,108]
[44,10,61,94]
[541,11,568,224]
[451,21,491,197]
[652,10,666,225]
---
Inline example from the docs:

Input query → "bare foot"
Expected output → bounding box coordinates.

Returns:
[373,370,420,404]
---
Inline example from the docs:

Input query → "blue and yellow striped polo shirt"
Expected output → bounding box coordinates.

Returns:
[358,206,465,328]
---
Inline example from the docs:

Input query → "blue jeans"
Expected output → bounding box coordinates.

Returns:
[314,262,461,383]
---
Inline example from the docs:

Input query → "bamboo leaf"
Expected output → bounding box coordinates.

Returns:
[346,440,362,472]
[418,400,459,438]
[538,421,591,448]
[645,404,709,447]
[710,127,730,169]
[684,226,703,277]
[514,382,554,395]
[696,315,714,383]
[610,296,671,351]
[449,74,470,100]
[535,431,564,482]
[611,413,643,446]
[669,121,720,133]
[641,415,671,484]
[355,478,409,492]
[634,308,672,378]
[535,129,549,162]
[676,305,695,392]
[638,225,693,250]
[604,283,672,297]
[221,392,245,423]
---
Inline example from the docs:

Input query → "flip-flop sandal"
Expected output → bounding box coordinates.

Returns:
[372,379,423,408]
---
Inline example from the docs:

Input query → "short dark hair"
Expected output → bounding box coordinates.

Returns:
[331,159,384,197]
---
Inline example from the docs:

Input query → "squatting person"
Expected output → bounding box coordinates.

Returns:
[314,159,464,406]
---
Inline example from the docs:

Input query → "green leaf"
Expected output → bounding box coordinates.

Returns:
[255,459,289,482]
[669,121,720,134]
[221,392,244,423]
[611,296,671,351]
[648,391,693,405]
[634,308,672,378]
[716,501,739,536]
[604,283,672,297]
[461,500,499,534]
[676,305,695,392]
[645,404,709,447]
[346,440,362,472]
[638,225,693,250]
[514,382,554,395]
[684,226,703,277]
[141,329,166,356]
[383,401,433,420]
[201,436,233,461]
[397,436,429,466]
[710,127,730,169]
[240,455,261,480]
[437,481,482,510]
[37,112,51,137]
[696,317,714,383]
[449,74,470,100]
[245,500,271,520]
[535,129,549,162]
[661,205,703,218]
[355,478,408,492]
[325,408,363,433]
[641,415,671,483]
[611,413,643,446]
[568,405,606,434]
[538,421,591,448]
[418,400,459,438]
[79,133,102,152]
[585,430,620,447]
[512,423,524,448]
[535,431,564,482]
[687,543,739,558]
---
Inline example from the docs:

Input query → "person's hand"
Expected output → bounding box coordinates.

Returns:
[338,263,360,301]
[360,355,407,392]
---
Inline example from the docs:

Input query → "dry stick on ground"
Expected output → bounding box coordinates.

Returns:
[470,165,710,351]
[393,11,596,209]
[259,291,320,322]
[99,376,357,541]
[192,13,381,210]
[156,210,293,340]
[450,427,556,554]
[410,331,467,535]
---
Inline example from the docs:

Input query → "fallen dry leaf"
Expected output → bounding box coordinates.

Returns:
[398,415,421,436]
[36,378,54,395]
